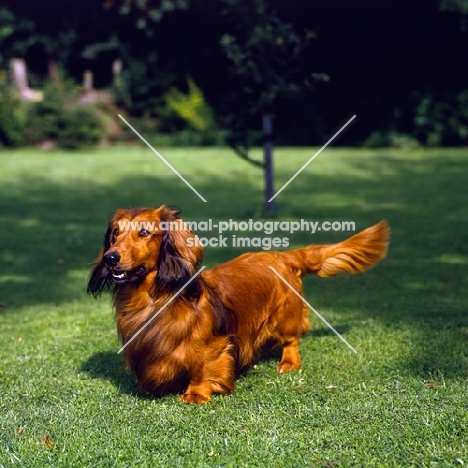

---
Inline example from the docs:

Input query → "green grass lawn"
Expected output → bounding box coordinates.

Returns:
[0,145,467,467]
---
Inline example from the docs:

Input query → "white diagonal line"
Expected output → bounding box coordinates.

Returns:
[118,114,207,202]
[117,266,206,354]
[268,115,356,202]
[268,266,357,353]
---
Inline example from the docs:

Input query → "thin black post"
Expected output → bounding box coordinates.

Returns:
[263,113,276,213]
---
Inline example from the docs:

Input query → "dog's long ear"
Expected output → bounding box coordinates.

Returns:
[87,216,115,297]
[155,206,203,297]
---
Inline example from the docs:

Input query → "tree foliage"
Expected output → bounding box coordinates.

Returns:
[218,0,317,211]
[440,0,468,13]
[440,0,468,29]
[220,0,315,115]
[103,0,189,31]
[0,8,36,68]
[219,0,315,167]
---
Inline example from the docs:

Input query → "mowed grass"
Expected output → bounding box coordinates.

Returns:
[0,145,467,467]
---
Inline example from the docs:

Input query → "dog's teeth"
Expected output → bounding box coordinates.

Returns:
[113,272,126,279]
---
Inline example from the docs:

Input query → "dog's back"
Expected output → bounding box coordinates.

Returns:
[204,220,389,373]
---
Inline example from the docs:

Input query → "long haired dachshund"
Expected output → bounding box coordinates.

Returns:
[88,205,389,404]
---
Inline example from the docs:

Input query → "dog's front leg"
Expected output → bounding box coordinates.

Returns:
[181,337,236,404]
[181,381,213,404]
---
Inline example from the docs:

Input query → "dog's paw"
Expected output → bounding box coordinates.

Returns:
[277,361,300,373]
[181,392,211,404]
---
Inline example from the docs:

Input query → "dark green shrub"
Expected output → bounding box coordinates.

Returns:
[0,77,27,147]
[25,100,63,143]
[364,131,420,149]
[56,106,103,149]
[25,82,105,149]
[147,129,230,147]
[414,92,468,146]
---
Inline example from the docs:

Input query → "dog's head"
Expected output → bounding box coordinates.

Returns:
[87,205,203,297]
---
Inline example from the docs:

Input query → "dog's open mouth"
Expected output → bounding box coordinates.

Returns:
[110,265,147,283]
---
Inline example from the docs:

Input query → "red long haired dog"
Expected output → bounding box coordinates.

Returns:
[88,205,389,404]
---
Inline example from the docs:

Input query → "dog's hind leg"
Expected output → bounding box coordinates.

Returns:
[272,301,310,373]
[276,336,302,373]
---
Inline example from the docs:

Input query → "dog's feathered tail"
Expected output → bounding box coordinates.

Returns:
[280,220,389,278]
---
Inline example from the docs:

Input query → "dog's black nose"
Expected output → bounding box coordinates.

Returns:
[103,252,120,267]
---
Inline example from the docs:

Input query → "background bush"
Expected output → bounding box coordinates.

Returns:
[57,106,104,149]
[414,91,468,146]
[0,75,27,147]
[163,78,215,132]
[363,131,420,149]
[147,128,229,147]
[25,82,104,149]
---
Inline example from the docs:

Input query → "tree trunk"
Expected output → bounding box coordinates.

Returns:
[263,113,276,213]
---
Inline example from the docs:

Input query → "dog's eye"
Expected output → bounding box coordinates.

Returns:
[139,229,150,238]
[111,227,119,244]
